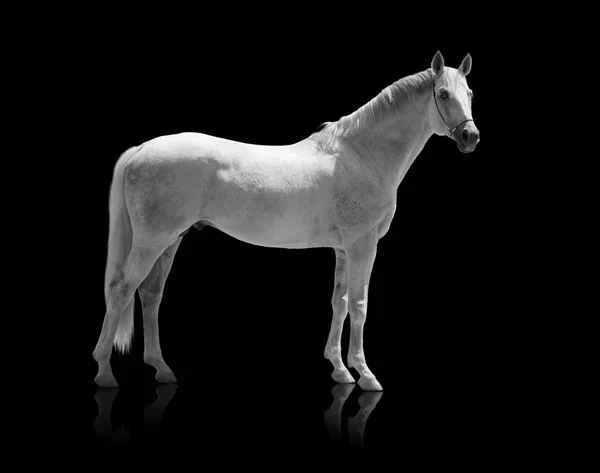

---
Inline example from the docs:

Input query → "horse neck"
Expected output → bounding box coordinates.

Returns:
[343,92,433,189]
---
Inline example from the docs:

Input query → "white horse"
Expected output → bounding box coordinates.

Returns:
[93,51,479,390]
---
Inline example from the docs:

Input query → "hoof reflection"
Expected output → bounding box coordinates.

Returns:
[324,385,382,450]
[93,388,131,446]
[145,385,178,427]
[324,384,355,445]
[93,385,178,445]
[348,392,383,450]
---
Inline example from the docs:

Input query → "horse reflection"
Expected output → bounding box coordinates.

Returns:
[348,391,383,450]
[324,384,383,450]
[93,385,178,445]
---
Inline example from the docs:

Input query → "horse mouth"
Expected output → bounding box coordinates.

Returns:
[456,142,473,154]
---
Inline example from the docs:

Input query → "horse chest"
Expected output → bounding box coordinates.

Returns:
[333,183,394,234]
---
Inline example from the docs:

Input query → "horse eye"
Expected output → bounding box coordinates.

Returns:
[440,91,448,99]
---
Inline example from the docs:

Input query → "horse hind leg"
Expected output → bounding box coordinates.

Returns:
[93,239,172,387]
[138,235,185,383]
[324,248,356,384]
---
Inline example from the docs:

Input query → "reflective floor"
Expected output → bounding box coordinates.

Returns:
[41,358,535,466]
[43,331,537,466]
[88,381,385,456]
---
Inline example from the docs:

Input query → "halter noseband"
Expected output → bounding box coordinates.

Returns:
[432,82,473,138]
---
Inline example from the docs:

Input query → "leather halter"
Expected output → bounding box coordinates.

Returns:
[432,82,473,138]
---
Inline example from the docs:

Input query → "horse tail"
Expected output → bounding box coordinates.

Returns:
[105,146,138,354]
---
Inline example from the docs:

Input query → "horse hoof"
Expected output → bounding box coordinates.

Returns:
[332,369,356,384]
[156,371,177,384]
[358,376,382,391]
[95,374,119,388]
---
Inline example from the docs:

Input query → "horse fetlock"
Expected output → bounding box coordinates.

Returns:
[143,354,163,366]
[324,346,342,360]
[92,350,110,363]
[347,352,367,369]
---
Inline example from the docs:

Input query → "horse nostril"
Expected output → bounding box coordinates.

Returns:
[462,129,470,143]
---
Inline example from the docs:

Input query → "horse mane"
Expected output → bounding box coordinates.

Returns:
[314,68,434,147]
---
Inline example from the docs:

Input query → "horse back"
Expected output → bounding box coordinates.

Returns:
[123,132,342,246]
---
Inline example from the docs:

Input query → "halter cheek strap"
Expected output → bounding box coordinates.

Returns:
[432,83,473,138]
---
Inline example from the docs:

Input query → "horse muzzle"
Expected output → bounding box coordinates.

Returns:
[453,121,480,153]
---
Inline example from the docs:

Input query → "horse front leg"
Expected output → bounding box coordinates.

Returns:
[345,231,383,391]
[324,248,355,383]
[138,236,183,383]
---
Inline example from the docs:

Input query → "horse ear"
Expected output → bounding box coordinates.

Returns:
[459,53,472,76]
[432,50,444,75]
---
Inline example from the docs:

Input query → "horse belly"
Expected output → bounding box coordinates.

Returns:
[208,188,331,249]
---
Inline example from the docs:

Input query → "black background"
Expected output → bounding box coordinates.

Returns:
[35,9,536,466]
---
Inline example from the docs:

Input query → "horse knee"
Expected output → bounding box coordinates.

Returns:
[332,293,348,315]
[348,296,367,323]
[107,273,132,306]
[331,281,348,311]
[108,272,124,294]
[139,290,162,310]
